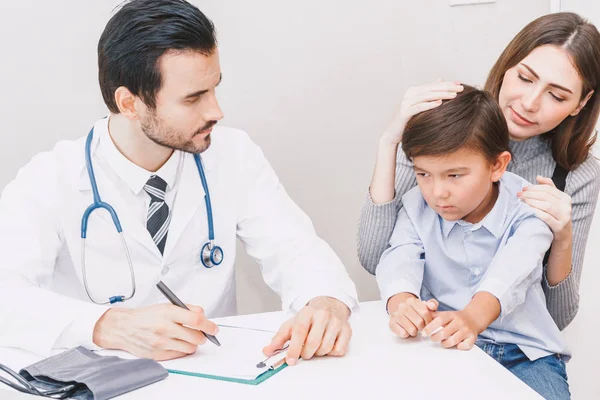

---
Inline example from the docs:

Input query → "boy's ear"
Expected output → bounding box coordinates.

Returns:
[491,151,511,182]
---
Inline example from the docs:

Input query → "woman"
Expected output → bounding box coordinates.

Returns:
[358,12,600,331]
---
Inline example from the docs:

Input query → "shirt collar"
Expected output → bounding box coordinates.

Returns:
[441,217,459,239]
[440,180,507,239]
[99,116,181,195]
[480,180,508,238]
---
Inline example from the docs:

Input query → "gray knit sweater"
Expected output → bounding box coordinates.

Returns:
[358,135,600,330]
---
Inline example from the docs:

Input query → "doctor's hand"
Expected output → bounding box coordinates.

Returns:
[93,304,219,361]
[263,296,351,366]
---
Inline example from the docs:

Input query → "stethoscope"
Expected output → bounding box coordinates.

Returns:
[81,127,224,305]
[0,362,82,399]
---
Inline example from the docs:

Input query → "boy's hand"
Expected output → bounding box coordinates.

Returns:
[422,310,478,350]
[422,292,499,350]
[387,293,439,338]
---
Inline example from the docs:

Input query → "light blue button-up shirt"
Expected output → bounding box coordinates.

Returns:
[376,172,569,361]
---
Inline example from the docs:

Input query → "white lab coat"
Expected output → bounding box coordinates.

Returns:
[0,117,358,356]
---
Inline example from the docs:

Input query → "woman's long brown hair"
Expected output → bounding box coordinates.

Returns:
[485,12,600,171]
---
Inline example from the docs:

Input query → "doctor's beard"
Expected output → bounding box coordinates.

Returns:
[141,111,216,154]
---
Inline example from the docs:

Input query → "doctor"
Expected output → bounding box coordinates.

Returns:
[0,0,358,365]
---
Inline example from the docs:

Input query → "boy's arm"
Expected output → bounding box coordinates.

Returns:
[376,206,426,308]
[475,215,554,319]
[462,292,501,333]
[422,215,552,350]
[422,292,499,350]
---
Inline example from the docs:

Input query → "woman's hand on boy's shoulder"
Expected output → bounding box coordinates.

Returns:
[517,176,573,242]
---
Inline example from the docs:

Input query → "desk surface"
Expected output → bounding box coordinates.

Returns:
[0,301,541,399]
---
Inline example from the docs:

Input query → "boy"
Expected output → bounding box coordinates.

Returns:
[376,86,569,399]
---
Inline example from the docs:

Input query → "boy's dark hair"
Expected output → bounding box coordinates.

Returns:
[98,0,217,113]
[402,85,509,164]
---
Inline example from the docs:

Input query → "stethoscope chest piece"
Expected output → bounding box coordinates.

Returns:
[201,241,224,268]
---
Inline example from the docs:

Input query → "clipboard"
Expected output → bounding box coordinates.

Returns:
[166,362,287,386]
[159,325,289,385]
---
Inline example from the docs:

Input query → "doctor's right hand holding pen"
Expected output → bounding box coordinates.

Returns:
[92,303,219,361]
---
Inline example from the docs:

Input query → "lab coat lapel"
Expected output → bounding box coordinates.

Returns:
[162,152,206,259]
[76,160,163,260]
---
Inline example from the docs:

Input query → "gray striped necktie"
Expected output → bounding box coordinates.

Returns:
[144,175,171,255]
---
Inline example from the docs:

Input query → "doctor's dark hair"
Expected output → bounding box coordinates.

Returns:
[98,0,217,113]
[402,85,509,164]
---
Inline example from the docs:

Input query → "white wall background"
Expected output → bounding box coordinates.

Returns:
[3,0,599,398]
[198,0,550,312]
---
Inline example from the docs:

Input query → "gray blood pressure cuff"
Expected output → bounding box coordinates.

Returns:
[19,346,168,400]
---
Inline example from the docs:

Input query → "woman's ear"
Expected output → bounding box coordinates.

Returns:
[491,151,512,182]
[570,90,594,116]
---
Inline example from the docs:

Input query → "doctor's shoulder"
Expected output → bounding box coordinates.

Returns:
[208,125,270,166]
[0,137,85,204]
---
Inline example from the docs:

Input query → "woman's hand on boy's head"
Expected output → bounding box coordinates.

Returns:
[517,176,573,242]
[382,80,464,145]
[387,293,438,338]
[423,310,478,351]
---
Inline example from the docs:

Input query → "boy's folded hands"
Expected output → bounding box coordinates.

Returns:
[388,291,500,351]
[387,293,439,339]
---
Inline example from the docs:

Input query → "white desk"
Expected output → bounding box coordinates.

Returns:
[0,301,541,399]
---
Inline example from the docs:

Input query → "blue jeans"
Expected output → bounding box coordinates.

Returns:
[477,342,570,400]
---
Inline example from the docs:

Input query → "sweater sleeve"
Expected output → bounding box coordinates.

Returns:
[357,149,418,274]
[543,155,600,330]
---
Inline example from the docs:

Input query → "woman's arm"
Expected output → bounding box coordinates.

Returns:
[545,159,600,329]
[357,149,417,273]
[357,81,463,274]
[544,227,573,286]
[370,137,401,204]
[520,157,600,329]
[520,175,574,286]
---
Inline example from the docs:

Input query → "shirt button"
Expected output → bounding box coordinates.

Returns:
[161,266,170,275]
[474,268,481,276]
